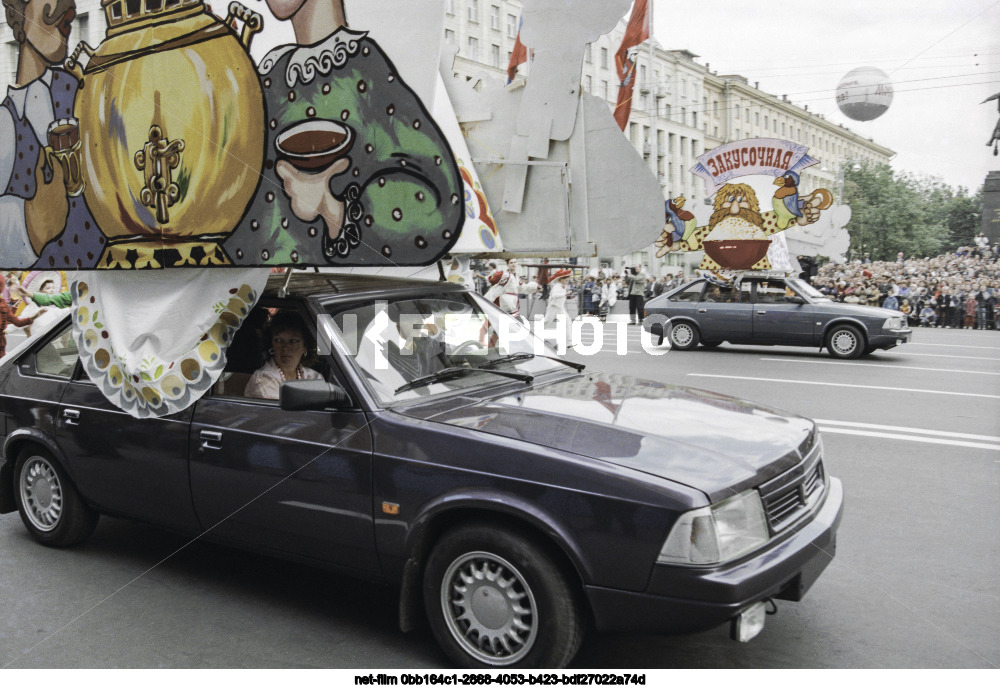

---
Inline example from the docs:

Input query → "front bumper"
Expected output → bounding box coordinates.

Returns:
[585,476,843,635]
[871,328,912,349]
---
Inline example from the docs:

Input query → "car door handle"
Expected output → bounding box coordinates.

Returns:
[757,310,767,315]
[698,308,707,313]
[62,409,80,426]
[200,430,223,450]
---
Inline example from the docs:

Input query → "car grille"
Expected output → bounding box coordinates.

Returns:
[759,438,825,533]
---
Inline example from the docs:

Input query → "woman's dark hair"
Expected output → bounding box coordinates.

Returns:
[630,267,637,276]
[265,310,317,366]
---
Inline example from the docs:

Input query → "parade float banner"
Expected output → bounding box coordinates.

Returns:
[0,0,465,271]
[658,138,833,272]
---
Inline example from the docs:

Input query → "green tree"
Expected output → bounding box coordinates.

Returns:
[842,163,979,261]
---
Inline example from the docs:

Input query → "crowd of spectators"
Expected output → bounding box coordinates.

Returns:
[810,234,1000,329]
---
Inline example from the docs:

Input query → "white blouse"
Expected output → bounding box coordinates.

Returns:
[245,358,323,400]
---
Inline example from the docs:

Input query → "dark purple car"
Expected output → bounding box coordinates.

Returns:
[0,273,842,667]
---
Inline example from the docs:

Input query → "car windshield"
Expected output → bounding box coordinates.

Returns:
[324,291,567,405]
[786,278,829,301]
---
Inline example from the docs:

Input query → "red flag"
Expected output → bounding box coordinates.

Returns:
[613,0,651,131]
[507,14,527,84]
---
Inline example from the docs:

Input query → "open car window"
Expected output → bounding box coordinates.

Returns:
[210,303,342,401]
[701,284,740,303]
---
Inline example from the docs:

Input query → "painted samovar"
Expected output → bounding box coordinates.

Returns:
[64,0,265,268]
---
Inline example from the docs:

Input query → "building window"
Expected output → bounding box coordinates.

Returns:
[601,80,609,100]
[507,13,518,37]
[754,112,760,126]
[681,107,686,125]
[735,128,740,139]
[600,47,608,69]
[639,64,646,84]
[444,29,455,44]
[763,115,768,129]
[490,4,500,30]
[714,126,718,137]
[584,75,592,93]
[585,45,592,64]
[745,108,750,121]
[446,0,456,15]
[781,122,786,136]
[491,44,501,68]
[773,119,777,133]
[467,0,479,22]
[467,36,479,60]
[713,100,718,116]
[663,104,670,120]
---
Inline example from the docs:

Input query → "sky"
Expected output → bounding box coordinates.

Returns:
[651,0,1000,194]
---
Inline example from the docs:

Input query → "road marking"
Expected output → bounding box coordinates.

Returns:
[760,357,1000,376]
[686,374,1000,400]
[907,342,1000,351]
[818,427,1000,451]
[815,419,1000,442]
[890,352,999,362]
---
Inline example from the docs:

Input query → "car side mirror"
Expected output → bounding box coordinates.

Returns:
[784,296,806,305]
[280,379,353,411]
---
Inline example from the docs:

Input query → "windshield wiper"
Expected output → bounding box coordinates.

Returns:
[480,352,586,372]
[395,365,533,395]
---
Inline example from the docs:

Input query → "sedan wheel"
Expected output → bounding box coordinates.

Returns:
[15,448,98,547]
[668,322,700,350]
[826,324,864,359]
[424,524,583,668]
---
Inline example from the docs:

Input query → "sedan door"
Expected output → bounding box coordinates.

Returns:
[58,372,200,532]
[751,280,817,345]
[694,282,753,343]
[188,390,378,573]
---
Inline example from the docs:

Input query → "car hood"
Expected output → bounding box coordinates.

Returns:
[819,301,899,319]
[397,373,814,501]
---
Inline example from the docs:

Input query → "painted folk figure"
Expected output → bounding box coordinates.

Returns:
[0,0,464,270]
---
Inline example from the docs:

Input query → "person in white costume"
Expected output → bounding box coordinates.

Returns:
[485,259,540,319]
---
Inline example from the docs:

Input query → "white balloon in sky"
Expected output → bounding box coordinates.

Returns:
[835,67,894,122]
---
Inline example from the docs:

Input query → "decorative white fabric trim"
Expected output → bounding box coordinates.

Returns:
[72,269,269,418]
[283,29,369,88]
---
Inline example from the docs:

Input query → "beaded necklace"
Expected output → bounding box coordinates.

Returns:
[275,358,303,381]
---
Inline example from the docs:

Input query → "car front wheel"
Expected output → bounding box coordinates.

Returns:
[423,524,584,668]
[826,324,865,359]
[668,322,700,350]
[14,447,98,547]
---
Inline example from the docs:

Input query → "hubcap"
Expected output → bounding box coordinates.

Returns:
[440,551,538,665]
[672,324,693,347]
[20,457,63,532]
[832,330,857,354]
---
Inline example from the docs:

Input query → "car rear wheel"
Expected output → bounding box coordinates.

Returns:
[668,322,700,350]
[826,324,864,359]
[423,524,584,668]
[14,448,98,547]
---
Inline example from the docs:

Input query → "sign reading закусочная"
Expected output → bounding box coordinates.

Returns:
[692,138,818,193]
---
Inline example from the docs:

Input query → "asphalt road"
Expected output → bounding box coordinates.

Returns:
[1,322,998,669]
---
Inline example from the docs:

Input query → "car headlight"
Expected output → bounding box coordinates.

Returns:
[657,490,769,565]
[884,316,905,330]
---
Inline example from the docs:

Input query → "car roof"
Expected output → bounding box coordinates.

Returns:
[263,271,466,302]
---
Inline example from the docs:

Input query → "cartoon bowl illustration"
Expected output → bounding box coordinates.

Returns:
[703,239,772,270]
[276,120,355,170]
